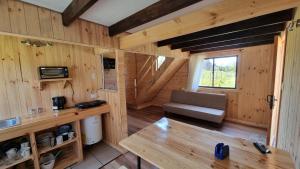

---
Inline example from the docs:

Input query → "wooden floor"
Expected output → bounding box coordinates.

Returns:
[101,106,267,169]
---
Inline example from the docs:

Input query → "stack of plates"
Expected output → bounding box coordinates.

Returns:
[37,132,54,148]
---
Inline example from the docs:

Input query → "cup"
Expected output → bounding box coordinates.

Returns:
[56,136,63,145]
[6,148,17,160]
[20,147,31,158]
[50,137,55,147]
[68,132,75,140]
[20,142,29,150]
[62,133,68,141]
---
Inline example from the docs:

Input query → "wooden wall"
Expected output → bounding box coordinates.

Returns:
[277,6,300,169]
[0,0,118,48]
[152,62,188,106]
[152,44,275,128]
[0,0,128,149]
[0,35,103,118]
[98,50,128,150]
[200,45,275,128]
[124,53,138,105]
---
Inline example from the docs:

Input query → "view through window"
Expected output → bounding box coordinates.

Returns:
[156,56,166,70]
[199,56,237,89]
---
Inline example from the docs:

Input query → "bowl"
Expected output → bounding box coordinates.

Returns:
[40,153,55,169]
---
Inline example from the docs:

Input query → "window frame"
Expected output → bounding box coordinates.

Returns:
[199,55,238,89]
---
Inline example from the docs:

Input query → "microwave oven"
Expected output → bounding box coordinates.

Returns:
[39,66,69,79]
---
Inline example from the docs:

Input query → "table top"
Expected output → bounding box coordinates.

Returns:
[120,118,295,169]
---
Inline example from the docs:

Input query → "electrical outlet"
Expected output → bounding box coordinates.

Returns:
[90,92,98,99]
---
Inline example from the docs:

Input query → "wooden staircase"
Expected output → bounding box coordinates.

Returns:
[132,56,187,109]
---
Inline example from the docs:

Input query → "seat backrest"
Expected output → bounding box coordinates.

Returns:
[170,90,227,110]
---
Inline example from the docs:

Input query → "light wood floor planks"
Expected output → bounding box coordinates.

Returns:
[101,106,267,169]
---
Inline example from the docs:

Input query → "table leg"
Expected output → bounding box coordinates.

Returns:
[137,156,141,169]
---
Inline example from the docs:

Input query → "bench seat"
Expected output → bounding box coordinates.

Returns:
[163,90,227,124]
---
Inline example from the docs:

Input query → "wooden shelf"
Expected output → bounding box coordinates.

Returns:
[38,78,72,91]
[38,137,77,155]
[54,154,78,169]
[0,155,33,169]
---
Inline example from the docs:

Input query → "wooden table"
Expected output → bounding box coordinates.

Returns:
[120,118,295,169]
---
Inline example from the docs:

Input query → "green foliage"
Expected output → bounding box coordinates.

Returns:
[199,57,237,88]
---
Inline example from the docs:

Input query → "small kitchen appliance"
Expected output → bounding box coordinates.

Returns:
[39,66,69,79]
[52,96,66,110]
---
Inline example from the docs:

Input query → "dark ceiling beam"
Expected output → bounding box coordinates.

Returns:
[189,39,274,54]
[157,8,294,47]
[182,33,278,52]
[109,0,203,36]
[171,23,286,50]
[62,0,98,26]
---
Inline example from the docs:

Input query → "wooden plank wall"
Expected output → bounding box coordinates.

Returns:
[124,53,137,105]
[0,35,103,119]
[152,62,188,106]
[98,50,128,150]
[0,35,128,149]
[277,6,300,169]
[152,44,275,128]
[0,0,118,48]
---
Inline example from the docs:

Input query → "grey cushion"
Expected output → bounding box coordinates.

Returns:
[163,102,225,123]
[170,90,226,110]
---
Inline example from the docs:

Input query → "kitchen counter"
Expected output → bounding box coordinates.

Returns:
[0,104,110,142]
[0,104,110,169]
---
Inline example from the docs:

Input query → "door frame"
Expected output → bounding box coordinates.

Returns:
[268,32,287,147]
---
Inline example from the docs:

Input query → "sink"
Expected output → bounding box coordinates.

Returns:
[0,116,21,129]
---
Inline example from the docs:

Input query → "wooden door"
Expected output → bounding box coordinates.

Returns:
[269,34,286,147]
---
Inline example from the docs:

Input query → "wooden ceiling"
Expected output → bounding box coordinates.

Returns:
[157,9,294,54]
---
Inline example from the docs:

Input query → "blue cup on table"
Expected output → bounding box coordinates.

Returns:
[215,143,230,160]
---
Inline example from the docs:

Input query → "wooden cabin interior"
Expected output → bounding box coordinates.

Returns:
[0,0,300,169]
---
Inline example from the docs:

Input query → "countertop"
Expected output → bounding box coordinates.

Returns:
[0,104,110,141]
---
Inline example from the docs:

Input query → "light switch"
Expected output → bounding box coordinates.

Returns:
[297,19,300,27]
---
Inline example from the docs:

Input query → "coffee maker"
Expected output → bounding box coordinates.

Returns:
[52,96,66,110]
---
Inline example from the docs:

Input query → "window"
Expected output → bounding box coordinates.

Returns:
[199,56,237,89]
[155,56,166,70]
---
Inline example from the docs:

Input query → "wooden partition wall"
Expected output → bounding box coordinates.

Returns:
[277,6,300,169]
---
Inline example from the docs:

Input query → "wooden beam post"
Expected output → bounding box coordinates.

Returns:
[119,0,300,49]
[108,0,203,36]
[62,0,98,26]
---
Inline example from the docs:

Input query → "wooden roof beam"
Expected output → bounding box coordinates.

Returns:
[190,39,274,54]
[62,0,98,26]
[171,23,286,50]
[157,9,294,47]
[183,33,278,52]
[119,0,300,49]
[109,0,203,36]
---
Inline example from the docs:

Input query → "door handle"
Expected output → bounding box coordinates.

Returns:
[267,95,275,109]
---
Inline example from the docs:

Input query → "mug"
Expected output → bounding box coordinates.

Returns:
[20,147,31,158]
[68,132,75,140]
[6,148,17,160]
[50,137,55,147]
[20,142,29,150]
[62,133,68,141]
[56,136,63,145]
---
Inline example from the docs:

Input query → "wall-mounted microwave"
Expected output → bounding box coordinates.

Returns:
[39,66,69,79]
